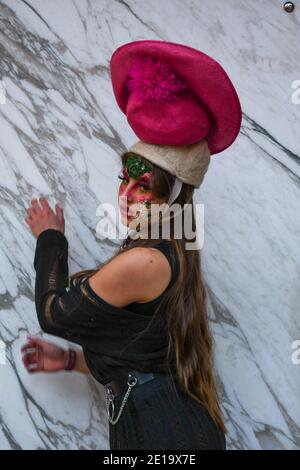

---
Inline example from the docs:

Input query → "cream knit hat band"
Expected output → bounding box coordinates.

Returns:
[126,139,211,189]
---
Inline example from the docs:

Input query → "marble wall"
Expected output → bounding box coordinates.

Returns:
[0,0,299,450]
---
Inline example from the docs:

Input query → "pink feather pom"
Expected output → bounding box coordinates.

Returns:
[127,56,188,104]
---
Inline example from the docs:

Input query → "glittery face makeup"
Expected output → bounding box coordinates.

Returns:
[118,156,155,223]
[125,154,152,179]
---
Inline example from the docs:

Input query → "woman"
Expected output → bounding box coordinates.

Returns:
[22,148,226,450]
[22,40,242,450]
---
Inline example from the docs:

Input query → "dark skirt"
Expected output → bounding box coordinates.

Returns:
[108,371,226,450]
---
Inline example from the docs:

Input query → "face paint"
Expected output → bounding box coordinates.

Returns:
[125,154,152,179]
[118,154,155,224]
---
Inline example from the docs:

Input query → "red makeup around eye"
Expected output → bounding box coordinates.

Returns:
[139,173,152,183]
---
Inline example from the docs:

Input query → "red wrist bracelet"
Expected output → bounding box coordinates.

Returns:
[65,349,77,371]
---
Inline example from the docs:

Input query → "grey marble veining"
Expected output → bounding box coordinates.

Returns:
[0,0,299,450]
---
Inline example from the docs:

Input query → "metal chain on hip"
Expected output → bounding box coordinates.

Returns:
[106,374,138,425]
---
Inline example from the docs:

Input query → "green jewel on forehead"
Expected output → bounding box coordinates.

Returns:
[125,154,152,179]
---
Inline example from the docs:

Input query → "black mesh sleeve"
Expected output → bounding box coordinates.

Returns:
[33,228,88,344]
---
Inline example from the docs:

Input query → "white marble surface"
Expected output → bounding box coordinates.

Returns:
[0,0,299,450]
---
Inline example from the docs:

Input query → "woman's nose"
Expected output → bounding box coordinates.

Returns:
[122,186,131,198]
[120,184,135,203]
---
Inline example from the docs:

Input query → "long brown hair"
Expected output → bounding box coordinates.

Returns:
[70,151,227,434]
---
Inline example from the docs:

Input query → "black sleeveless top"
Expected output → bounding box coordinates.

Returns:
[125,239,179,315]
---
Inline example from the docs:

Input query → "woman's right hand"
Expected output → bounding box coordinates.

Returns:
[21,335,68,373]
[24,197,65,239]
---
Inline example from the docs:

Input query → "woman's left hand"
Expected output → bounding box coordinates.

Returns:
[25,197,65,239]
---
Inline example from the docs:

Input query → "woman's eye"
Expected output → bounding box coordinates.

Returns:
[118,175,128,183]
[118,174,150,191]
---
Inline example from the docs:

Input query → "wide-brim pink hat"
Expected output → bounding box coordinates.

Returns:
[110,40,242,155]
